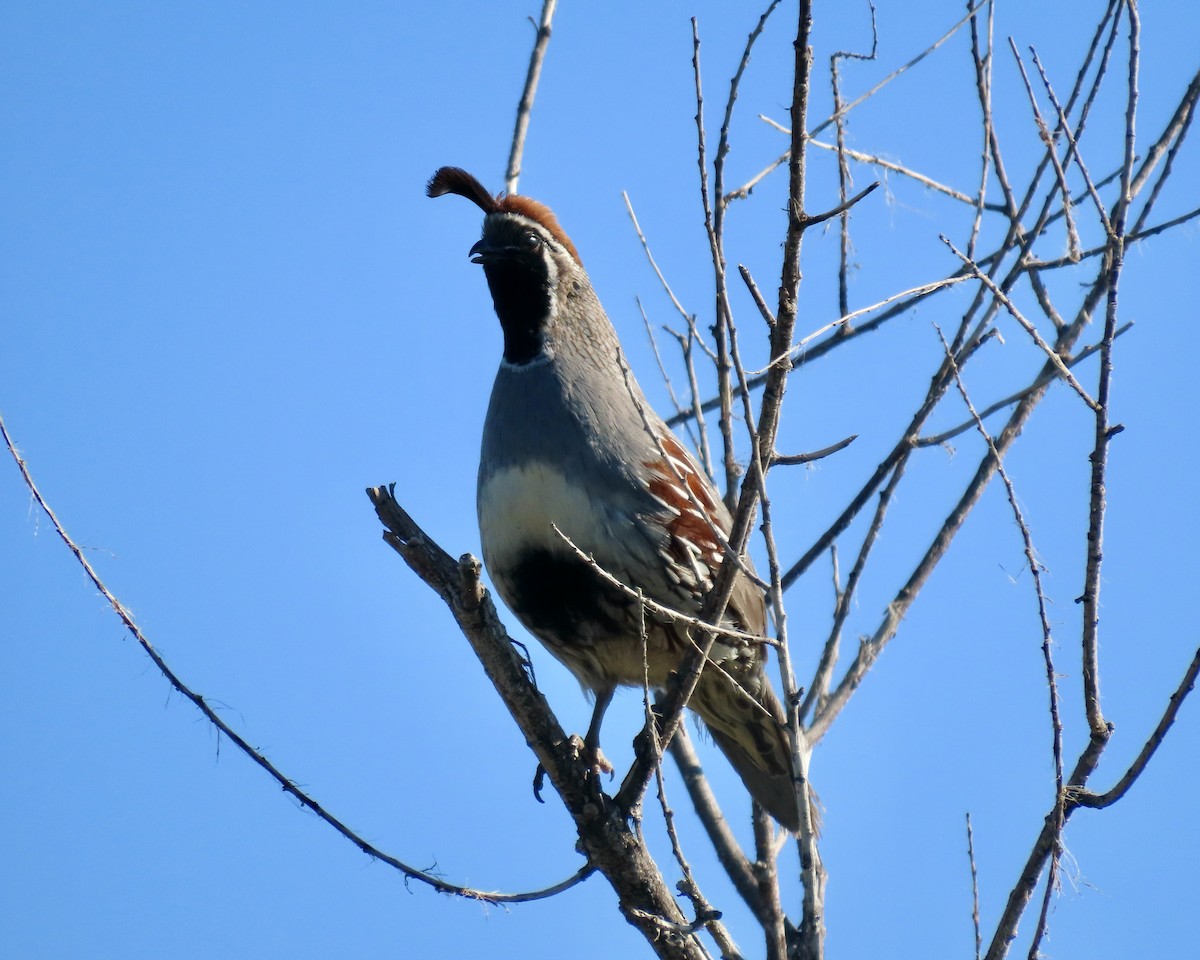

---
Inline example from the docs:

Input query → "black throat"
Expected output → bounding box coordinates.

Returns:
[482,260,552,365]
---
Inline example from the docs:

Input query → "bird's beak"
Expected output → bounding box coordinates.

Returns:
[469,239,494,264]
[470,238,524,264]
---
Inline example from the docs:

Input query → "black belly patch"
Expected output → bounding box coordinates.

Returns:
[508,548,630,643]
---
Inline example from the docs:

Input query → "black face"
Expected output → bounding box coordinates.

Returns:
[472,219,554,365]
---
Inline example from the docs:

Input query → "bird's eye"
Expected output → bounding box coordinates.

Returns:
[523,233,542,249]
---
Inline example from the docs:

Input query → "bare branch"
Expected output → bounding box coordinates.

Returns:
[640,601,734,960]
[967,0,996,256]
[917,321,1133,448]
[1072,644,1200,809]
[368,486,711,960]
[831,5,878,317]
[967,813,982,960]
[937,324,1067,958]
[771,434,858,466]
[738,263,777,328]
[1076,0,1140,744]
[802,180,880,229]
[807,135,984,206]
[0,408,601,904]
[1008,38,1084,259]
[941,236,1100,410]
[505,0,558,194]
[726,2,985,202]
[669,731,764,918]
[624,191,696,327]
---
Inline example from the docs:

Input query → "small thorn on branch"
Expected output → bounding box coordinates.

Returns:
[802,180,880,228]
[772,434,858,466]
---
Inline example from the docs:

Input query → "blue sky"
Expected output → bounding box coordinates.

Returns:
[2,3,1197,958]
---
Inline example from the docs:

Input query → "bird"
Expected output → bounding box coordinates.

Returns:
[426,166,801,832]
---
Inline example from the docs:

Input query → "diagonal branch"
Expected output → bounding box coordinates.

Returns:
[0,408,594,904]
[368,485,710,960]
[505,0,558,194]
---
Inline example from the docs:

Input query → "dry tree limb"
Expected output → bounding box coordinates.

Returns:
[807,134,983,206]
[1008,38,1083,260]
[771,435,858,467]
[982,643,1200,960]
[624,191,699,329]
[691,16,739,505]
[941,236,1100,409]
[763,112,989,209]
[638,298,707,465]
[808,231,1116,745]
[637,602,739,960]
[830,2,878,318]
[1129,68,1200,232]
[368,486,710,960]
[626,189,724,474]
[1074,0,1141,746]
[505,0,558,194]
[669,730,764,919]
[726,2,986,202]
[916,321,1133,448]
[967,0,996,257]
[937,323,1067,956]
[1070,644,1200,810]
[752,805,789,960]
[666,272,971,429]
[967,813,983,960]
[0,408,599,904]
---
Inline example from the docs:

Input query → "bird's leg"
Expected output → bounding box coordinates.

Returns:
[581,684,615,778]
[532,685,616,802]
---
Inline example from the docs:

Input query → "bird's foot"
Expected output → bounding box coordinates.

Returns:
[568,733,613,780]
[530,736,613,804]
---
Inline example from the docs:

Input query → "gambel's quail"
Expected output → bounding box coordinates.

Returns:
[427,166,801,831]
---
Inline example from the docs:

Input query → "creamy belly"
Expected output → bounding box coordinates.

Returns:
[478,460,666,690]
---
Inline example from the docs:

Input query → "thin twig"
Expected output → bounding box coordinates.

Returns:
[917,322,1133,448]
[1009,39,1083,259]
[0,411,595,904]
[669,731,764,920]
[1071,644,1200,809]
[967,813,982,960]
[1130,69,1200,233]
[624,191,696,328]
[771,435,858,466]
[831,3,878,318]
[505,0,558,194]
[938,323,1066,958]
[967,0,995,257]
[639,596,735,960]
[941,236,1100,410]
[806,135,984,206]
[753,806,788,960]
[639,299,694,428]
[666,324,717,479]
[692,16,740,505]
[551,523,775,647]
[726,3,985,202]
[1029,44,1114,241]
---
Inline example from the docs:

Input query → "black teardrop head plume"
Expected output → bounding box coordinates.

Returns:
[426,167,498,213]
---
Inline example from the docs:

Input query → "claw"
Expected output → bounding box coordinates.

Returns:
[568,734,613,780]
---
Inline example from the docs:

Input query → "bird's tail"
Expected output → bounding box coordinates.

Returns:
[689,667,807,833]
